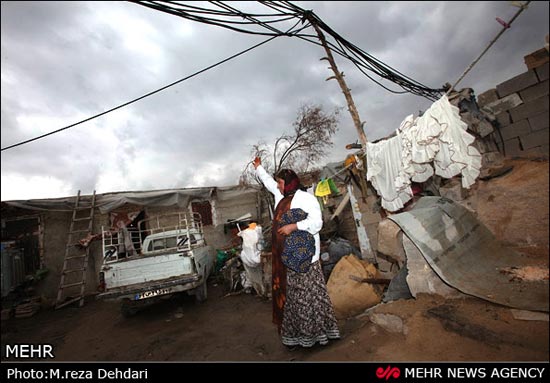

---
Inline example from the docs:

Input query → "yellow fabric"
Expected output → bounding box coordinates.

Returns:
[315,179,332,197]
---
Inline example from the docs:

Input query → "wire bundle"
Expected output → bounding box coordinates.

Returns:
[134,1,444,100]
[2,1,443,151]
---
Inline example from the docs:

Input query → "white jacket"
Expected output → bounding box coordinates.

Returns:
[256,165,322,263]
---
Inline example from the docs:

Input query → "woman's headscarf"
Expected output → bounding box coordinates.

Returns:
[275,169,304,197]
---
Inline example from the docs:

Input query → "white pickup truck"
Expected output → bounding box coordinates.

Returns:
[96,212,216,316]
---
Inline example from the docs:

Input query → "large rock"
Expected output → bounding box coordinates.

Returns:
[377,219,406,267]
[327,255,384,319]
[368,312,407,334]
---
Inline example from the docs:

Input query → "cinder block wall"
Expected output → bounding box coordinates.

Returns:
[477,47,549,158]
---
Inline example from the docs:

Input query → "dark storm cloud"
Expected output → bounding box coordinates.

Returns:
[1,1,548,200]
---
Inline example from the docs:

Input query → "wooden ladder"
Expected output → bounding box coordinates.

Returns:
[55,190,96,309]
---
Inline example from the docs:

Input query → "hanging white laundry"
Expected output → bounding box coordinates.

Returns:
[399,114,435,183]
[430,96,481,188]
[366,95,482,212]
[366,133,413,212]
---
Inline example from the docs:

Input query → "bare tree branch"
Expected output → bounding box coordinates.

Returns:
[240,103,341,187]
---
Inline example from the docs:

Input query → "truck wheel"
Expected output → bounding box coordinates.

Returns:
[194,282,208,303]
[121,299,138,317]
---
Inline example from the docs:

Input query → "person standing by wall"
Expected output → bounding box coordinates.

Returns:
[253,157,340,348]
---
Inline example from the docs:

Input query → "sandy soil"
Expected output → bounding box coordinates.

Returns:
[1,158,548,363]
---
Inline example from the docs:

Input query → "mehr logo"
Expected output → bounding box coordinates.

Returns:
[376,365,401,380]
[4,344,54,359]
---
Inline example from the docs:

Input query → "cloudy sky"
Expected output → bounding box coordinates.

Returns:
[1,1,548,201]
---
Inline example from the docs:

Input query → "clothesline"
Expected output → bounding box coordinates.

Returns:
[324,162,353,180]
[446,1,531,94]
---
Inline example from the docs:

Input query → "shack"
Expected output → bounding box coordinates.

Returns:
[1,185,265,306]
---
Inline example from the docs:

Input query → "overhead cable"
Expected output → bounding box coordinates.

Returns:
[132,1,444,100]
[3,1,444,151]
[1,34,279,152]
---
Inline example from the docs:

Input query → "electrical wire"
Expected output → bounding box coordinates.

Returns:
[274,2,443,100]
[2,1,444,151]
[132,1,444,99]
[1,34,279,152]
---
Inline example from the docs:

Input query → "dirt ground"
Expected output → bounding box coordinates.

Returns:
[1,157,548,362]
[1,281,548,362]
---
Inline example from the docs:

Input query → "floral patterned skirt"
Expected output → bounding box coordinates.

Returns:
[281,260,340,347]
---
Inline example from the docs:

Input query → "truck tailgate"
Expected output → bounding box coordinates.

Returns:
[102,252,194,289]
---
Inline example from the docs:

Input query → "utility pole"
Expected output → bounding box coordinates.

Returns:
[307,15,371,200]
[307,15,376,263]
[307,17,368,149]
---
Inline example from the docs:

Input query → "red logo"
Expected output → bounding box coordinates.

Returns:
[376,366,401,380]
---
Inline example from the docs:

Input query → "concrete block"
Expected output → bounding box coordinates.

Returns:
[485,132,505,154]
[524,48,549,71]
[509,96,549,122]
[503,138,522,157]
[485,93,523,114]
[477,88,499,106]
[460,112,494,137]
[495,111,511,127]
[479,107,496,121]
[477,122,495,138]
[528,111,550,131]
[519,80,549,103]
[496,70,539,98]
[460,111,476,126]
[481,137,500,152]
[536,62,549,82]
[472,138,490,153]
[481,151,504,168]
[521,130,550,150]
[499,119,531,141]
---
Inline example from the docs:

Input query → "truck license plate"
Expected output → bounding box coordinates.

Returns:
[134,288,172,300]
